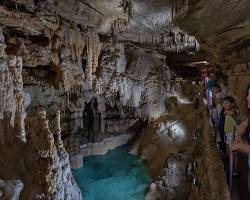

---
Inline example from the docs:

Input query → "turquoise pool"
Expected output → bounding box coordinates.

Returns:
[72,145,151,200]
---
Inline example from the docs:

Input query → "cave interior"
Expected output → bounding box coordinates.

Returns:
[0,0,250,200]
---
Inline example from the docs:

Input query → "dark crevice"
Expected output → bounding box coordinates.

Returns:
[29,34,50,46]
[3,28,27,39]
[217,25,246,36]
[24,64,58,87]
[3,27,50,47]
[0,0,34,14]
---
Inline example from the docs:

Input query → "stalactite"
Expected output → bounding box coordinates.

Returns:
[61,26,90,98]
[61,52,85,97]
[86,30,101,89]
[171,0,175,22]
[67,28,86,66]
[131,84,142,107]
[163,28,199,52]
[112,18,128,34]
[95,45,174,121]
[116,43,127,73]
[170,0,189,19]
[119,77,133,106]
[0,27,29,143]
[121,0,133,22]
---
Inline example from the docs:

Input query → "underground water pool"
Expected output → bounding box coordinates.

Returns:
[72,145,152,200]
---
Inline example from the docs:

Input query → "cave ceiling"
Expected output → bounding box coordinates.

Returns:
[1,0,250,73]
[177,0,250,69]
[55,0,172,34]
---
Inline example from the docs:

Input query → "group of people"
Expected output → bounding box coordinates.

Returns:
[202,68,250,191]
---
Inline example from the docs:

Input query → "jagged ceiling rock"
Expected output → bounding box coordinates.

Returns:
[177,0,250,67]
[55,0,171,33]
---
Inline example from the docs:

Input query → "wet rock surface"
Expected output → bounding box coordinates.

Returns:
[134,101,201,199]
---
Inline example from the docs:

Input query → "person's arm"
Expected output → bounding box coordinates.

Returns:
[230,142,250,155]
[234,119,248,143]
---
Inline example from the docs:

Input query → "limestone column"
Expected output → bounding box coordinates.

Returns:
[55,111,64,149]
[9,56,27,143]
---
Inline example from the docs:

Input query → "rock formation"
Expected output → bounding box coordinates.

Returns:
[0,179,24,200]
[25,108,82,200]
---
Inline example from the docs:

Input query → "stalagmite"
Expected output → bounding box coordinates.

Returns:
[0,28,29,143]
[55,111,64,149]
[25,107,82,199]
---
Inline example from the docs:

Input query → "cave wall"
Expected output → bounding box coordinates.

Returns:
[177,0,250,109]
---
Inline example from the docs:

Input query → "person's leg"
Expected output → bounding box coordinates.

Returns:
[248,156,250,193]
[218,130,225,152]
[227,133,234,190]
[233,152,239,176]
[226,144,230,158]
[226,133,233,157]
[238,154,249,200]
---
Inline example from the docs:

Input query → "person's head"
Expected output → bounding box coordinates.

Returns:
[202,69,207,77]
[222,96,235,111]
[209,72,215,80]
[212,84,221,94]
